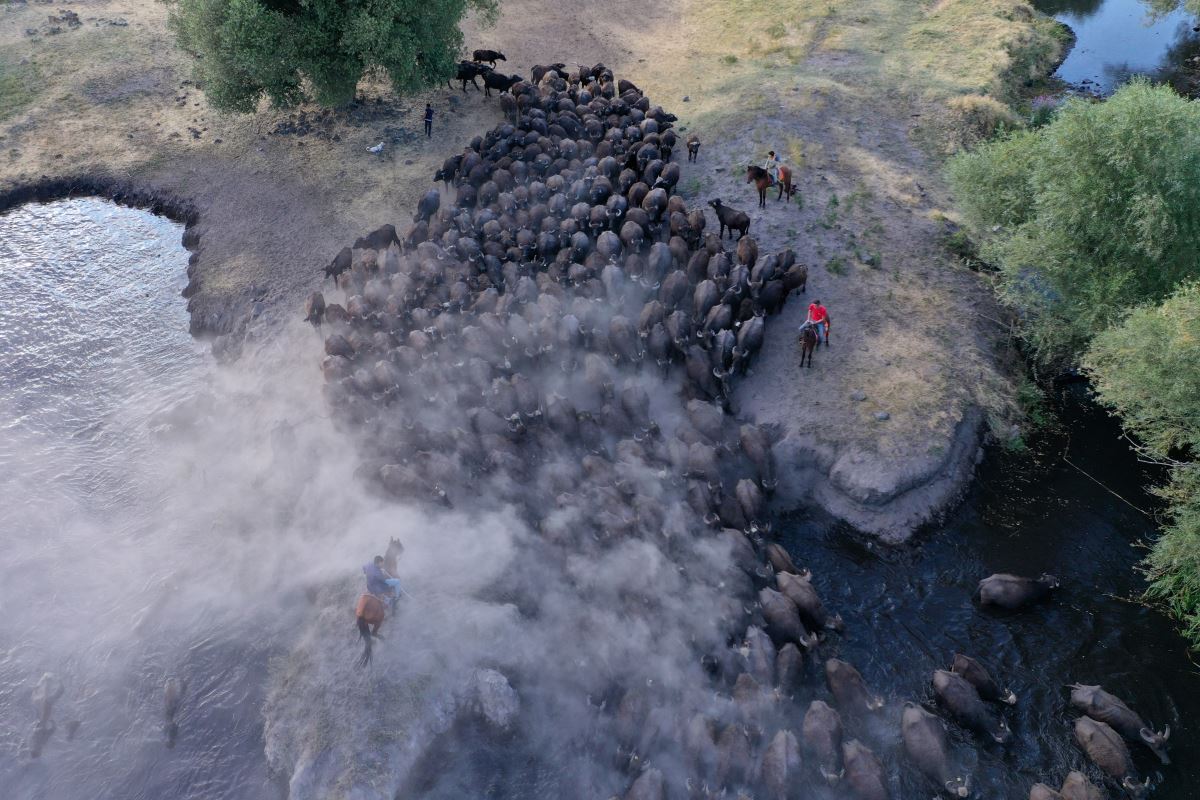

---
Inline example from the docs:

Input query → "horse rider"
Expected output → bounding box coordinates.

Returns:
[803,298,831,345]
[763,150,783,185]
[363,555,403,610]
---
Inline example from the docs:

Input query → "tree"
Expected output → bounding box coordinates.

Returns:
[168,0,499,112]
[1085,283,1200,644]
[947,80,1200,365]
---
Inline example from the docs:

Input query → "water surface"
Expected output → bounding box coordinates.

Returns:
[1036,0,1200,93]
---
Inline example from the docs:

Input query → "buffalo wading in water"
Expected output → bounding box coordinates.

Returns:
[1068,683,1170,764]
[950,653,1016,705]
[902,702,970,797]
[1073,716,1150,797]
[977,572,1060,610]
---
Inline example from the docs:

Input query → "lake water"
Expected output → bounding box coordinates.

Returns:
[1035,0,1200,93]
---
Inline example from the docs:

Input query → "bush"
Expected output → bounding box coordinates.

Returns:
[948,80,1200,365]
[945,93,1019,147]
[1086,283,1200,645]
[167,0,498,112]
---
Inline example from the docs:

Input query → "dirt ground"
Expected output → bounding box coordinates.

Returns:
[0,0,1060,535]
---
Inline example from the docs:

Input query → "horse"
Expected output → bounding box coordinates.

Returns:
[355,594,386,667]
[798,324,818,368]
[354,537,405,667]
[746,165,794,207]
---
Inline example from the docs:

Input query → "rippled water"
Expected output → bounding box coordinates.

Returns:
[1036,0,1200,93]
[0,199,281,800]
[786,386,1199,798]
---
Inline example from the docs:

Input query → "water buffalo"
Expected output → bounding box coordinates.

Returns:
[826,659,883,715]
[624,767,664,800]
[1073,716,1149,797]
[1060,771,1104,800]
[843,739,889,800]
[776,643,803,693]
[1068,683,1169,764]
[977,572,1059,610]
[304,291,326,325]
[932,669,1010,743]
[687,135,701,162]
[742,625,776,686]
[760,587,815,648]
[415,189,441,223]
[1029,784,1064,800]
[450,60,489,92]
[902,702,970,798]
[802,699,844,784]
[709,199,750,239]
[741,424,778,491]
[950,654,1016,705]
[777,571,843,632]
[472,49,506,66]
[482,71,522,98]
[764,547,799,579]
[762,729,802,800]
[323,246,352,282]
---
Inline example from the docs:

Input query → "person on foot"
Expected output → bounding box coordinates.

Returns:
[424,104,434,138]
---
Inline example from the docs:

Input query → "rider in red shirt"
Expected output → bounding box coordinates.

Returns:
[806,300,830,344]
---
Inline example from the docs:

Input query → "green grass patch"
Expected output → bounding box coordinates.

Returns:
[0,56,40,122]
[766,23,787,39]
[826,254,847,275]
[721,55,739,66]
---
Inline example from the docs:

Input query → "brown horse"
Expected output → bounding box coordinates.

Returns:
[354,537,405,667]
[798,324,818,368]
[355,594,386,667]
[746,165,795,207]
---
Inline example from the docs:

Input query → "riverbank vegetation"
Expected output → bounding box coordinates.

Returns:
[948,80,1200,646]
[167,0,498,111]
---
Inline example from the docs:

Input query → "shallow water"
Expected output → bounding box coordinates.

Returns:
[1,200,1195,799]
[0,199,280,800]
[784,385,1198,798]
[1035,0,1200,93]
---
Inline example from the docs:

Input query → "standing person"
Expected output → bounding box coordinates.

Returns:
[424,103,434,138]
[805,298,831,345]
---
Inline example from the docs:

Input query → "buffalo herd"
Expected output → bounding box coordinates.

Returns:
[305,55,1173,800]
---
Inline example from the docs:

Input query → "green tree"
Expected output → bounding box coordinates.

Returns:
[947,80,1200,364]
[1085,283,1200,643]
[168,0,498,112]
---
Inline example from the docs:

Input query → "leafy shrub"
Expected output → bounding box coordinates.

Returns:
[167,0,498,111]
[948,80,1200,365]
[1086,283,1200,645]
[945,93,1019,149]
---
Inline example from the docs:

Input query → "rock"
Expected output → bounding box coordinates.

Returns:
[850,390,866,402]
[874,411,889,421]
[682,96,690,102]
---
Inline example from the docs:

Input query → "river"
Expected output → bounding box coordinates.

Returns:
[0,199,1195,798]
[1035,0,1200,94]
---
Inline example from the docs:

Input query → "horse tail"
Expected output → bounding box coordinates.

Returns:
[356,615,373,668]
